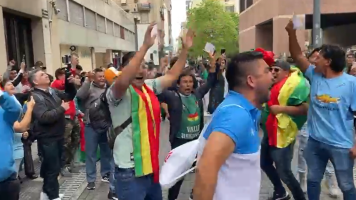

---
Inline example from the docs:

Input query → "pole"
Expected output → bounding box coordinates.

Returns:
[312,0,322,48]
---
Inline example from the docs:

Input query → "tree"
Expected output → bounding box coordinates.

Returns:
[186,0,239,58]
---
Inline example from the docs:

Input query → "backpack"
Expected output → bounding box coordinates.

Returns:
[88,87,112,134]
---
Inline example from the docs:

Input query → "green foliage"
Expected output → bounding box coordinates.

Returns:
[186,0,239,58]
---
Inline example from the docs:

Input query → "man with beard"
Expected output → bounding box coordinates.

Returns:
[194,51,274,200]
[287,19,356,200]
[260,60,309,200]
[106,23,195,200]
[158,55,216,200]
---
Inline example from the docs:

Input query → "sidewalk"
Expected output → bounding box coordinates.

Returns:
[19,141,87,200]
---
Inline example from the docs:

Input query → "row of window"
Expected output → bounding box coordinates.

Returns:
[240,0,253,13]
[56,0,135,42]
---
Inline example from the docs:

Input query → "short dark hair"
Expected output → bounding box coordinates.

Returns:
[122,51,136,67]
[76,65,83,71]
[177,70,198,89]
[319,44,345,72]
[10,66,18,72]
[28,69,43,87]
[226,51,264,90]
[307,48,321,59]
[93,68,103,73]
[55,68,65,80]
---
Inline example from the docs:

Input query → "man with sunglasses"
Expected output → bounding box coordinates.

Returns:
[260,60,309,200]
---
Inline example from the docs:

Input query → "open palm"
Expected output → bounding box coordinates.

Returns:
[182,29,195,50]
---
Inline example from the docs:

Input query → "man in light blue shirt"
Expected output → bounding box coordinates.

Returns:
[194,51,274,200]
[286,19,356,200]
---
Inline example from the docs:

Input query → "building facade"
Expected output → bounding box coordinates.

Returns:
[119,0,173,65]
[0,0,136,75]
[239,0,356,56]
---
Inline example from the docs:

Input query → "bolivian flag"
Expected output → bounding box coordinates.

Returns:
[261,67,309,148]
[188,112,199,122]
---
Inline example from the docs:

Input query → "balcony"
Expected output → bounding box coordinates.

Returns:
[137,3,151,11]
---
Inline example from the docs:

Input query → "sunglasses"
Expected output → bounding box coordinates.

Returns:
[270,67,280,73]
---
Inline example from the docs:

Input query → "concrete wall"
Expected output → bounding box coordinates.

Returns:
[323,23,356,48]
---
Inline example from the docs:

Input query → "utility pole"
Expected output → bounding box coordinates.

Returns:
[312,0,322,48]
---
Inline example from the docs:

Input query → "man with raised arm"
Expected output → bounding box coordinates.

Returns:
[286,19,356,200]
[106,23,195,200]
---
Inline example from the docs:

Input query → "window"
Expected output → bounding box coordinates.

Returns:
[69,0,84,26]
[240,0,245,13]
[246,0,253,9]
[225,5,235,12]
[85,9,96,30]
[107,20,114,35]
[96,14,106,33]
[140,12,149,23]
[120,26,125,39]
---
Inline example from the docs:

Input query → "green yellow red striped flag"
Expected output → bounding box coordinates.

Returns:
[261,67,310,148]
[130,84,161,182]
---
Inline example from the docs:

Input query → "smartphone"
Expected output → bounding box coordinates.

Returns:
[221,49,226,55]
[22,55,26,63]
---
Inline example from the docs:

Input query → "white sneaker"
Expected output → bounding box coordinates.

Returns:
[40,192,49,200]
[325,173,340,198]
[299,172,307,193]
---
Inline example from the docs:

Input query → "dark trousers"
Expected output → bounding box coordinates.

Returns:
[22,138,36,177]
[0,173,20,200]
[39,139,63,199]
[168,138,194,200]
[260,137,305,200]
[62,118,80,167]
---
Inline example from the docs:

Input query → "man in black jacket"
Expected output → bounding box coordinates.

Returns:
[29,69,76,200]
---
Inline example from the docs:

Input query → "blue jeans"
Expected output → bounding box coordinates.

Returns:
[260,137,306,200]
[297,124,335,174]
[305,138,356,200]
[109,158,116,192]
[115,168,162,200]
[85,125,112,183]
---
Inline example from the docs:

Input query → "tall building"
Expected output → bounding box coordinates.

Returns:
[0,0,136,74]
[239,0,356,56]
[119,0,173,64]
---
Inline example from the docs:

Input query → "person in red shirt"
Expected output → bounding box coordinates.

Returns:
[51,68,80,177]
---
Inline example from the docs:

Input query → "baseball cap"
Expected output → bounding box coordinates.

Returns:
[274,60,291,71]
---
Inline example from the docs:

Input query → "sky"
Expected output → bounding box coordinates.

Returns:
[171,0,187,42]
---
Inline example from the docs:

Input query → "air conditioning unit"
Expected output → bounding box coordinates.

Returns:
[137,3,151,12]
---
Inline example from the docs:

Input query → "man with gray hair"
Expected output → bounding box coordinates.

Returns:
[29,69,76,200]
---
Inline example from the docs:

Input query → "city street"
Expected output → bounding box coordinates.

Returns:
[19,119,351,200]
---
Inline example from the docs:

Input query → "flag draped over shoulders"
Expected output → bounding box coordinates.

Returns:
[262,67,310,148]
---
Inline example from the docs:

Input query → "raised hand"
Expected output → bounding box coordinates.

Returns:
[143,22,157,49]
[61,100,70,110]
[27,96,36,109]
[181,29,195,50]
[285,19,295,34]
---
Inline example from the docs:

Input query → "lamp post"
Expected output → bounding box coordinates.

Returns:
[312,0,322,48]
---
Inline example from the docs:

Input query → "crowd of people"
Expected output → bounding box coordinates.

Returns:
[0,18,356,200]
